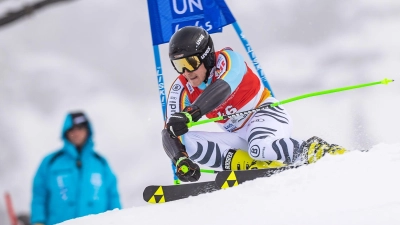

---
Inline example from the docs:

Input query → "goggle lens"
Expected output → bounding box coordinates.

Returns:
[171,55,201,73]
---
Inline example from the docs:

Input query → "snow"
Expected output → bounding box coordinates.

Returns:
[61,143,400,225]
[0,0,400,224]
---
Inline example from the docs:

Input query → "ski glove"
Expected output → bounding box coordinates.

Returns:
[167,112,191,137]
[175,157,201,182]
[167,105,201,137]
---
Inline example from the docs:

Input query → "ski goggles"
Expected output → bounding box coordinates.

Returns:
[171,55,202,74]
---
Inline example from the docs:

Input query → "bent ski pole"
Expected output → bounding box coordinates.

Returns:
[188,78,394,127]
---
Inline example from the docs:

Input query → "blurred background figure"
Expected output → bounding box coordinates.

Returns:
[30,112,121,225]
[0,1,399,224]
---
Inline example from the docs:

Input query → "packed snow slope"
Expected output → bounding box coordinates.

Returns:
[61,143,400,225]
[0,0,399,223]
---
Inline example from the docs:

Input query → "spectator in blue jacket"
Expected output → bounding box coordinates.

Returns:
[31,111,121,225]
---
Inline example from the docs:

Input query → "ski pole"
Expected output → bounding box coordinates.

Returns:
[178,165,220,174]
[188,78,394,127]
[201,168,220,174]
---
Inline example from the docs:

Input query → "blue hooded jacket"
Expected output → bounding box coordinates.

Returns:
[31,112,121,225]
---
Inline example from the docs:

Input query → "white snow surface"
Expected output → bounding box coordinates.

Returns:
[0,0,400,224]
[60,143,400,225]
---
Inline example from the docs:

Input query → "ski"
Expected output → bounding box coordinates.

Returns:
[143,165,304,203]
[143,181,219,203]
[215,165,301,189]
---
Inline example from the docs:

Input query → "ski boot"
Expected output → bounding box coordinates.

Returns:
[327,144,347,155]
[248,159,286,170]
[301,136,347,164]
[223,149,286,171]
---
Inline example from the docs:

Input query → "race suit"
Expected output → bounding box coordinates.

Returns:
[165,48,305,169]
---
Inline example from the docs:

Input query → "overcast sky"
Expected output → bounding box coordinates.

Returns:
[0,0,399,223]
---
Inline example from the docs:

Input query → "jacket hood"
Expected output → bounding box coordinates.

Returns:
[61,112,94,157]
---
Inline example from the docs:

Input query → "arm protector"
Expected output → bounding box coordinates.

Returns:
[161,129,187,163]
[163,79,231,161]
[192,79,231,116]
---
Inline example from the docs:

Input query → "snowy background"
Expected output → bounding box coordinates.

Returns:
[0,0,399,224]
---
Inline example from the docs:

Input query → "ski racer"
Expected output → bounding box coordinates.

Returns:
[162,26,346,182]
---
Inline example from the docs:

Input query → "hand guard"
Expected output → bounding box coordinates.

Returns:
[175,157,201,182]
[167,112,192,137]
[183,105,202,122]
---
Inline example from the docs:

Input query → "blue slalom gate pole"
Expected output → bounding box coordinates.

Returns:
[232,22,275,97]
[152,45,167,118]
[152,45,180,184]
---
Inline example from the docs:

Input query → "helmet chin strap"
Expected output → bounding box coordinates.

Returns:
[203,69,211,83]
[202,49,215,84]
[203,64,215,84]
[203,75,209,84]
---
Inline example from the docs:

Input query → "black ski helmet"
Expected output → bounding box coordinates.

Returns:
[169,26,215,77]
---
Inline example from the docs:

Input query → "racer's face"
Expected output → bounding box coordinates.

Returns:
[182,63,207,87]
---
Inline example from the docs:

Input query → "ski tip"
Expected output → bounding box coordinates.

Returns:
[143,186,166,204]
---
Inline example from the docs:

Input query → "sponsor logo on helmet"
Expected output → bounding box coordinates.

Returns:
[174,54,184,58]
[201,46,211,59]
[196,34,205,47]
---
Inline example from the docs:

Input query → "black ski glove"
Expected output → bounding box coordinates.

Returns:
[167,112,191,137]
[166,105,201,137]
[175,157,201,182]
